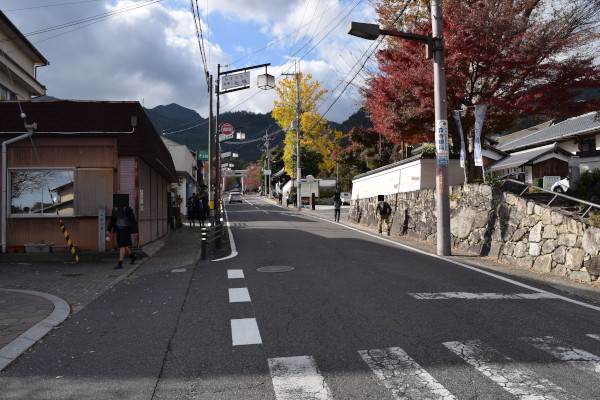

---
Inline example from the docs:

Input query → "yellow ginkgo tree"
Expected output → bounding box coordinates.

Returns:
[272,72,345,178]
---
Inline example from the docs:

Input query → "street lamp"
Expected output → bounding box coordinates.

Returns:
[347,0,451,256]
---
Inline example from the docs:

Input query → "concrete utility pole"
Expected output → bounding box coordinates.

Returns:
[347,0,451,255]
[207,74,214,221]
[283,68,302,211]
[431,0,451,256]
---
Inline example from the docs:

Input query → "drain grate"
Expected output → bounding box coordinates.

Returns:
[257,266,294,273]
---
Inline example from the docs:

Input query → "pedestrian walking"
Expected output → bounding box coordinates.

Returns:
[292,191,297,207]
[199,192,209,225]
[193,194,203,226]
[375,195,392,235]
[278,192,283,204]
[106,204,138,269]
[333,193,342,222]
[285,192,290,207]
[187,195,198,227]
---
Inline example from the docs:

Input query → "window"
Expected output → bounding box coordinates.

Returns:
[0,84,16,101]
[10,169,75,216]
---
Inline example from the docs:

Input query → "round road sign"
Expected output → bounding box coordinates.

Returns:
[220,122,234,135]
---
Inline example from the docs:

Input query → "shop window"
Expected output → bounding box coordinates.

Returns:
[9,169,75,216]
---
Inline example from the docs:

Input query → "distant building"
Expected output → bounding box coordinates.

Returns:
[161,137,199,216]
[0,11,49,100]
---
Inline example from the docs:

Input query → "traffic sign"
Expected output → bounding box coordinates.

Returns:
[220,122,234,135]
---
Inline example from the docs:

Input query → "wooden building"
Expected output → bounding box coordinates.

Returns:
[0,100,177,253]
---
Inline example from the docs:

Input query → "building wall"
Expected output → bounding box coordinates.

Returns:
[352,158,464,200]
[3,137,116,251]
[135,158,170,246]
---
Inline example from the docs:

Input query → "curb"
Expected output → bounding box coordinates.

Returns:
[0,289,70,372]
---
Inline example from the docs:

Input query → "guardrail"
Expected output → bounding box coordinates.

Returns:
[502,179,600,219]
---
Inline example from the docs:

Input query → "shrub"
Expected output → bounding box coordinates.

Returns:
[574,168,600,202]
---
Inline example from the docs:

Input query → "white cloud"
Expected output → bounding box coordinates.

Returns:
[3,0,377,122]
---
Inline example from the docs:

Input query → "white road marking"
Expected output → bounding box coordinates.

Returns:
[523,336,600,375]
[230,318,262,345]
[227,269,245,279]
[409,292,558,300]
[268,355,333,400]
[171,268,186,273]
[303,212,600,313]
[359,347,456,400]
[444,339,568,400]
[587,334,600,342]
[212,204,238,262]
[229,287,251,303]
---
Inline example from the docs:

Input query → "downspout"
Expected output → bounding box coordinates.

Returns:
[2,126,35,253]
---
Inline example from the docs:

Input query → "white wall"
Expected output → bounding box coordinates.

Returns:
[352,158,464,200]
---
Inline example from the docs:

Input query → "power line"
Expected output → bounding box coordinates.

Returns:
[3,0,102,12]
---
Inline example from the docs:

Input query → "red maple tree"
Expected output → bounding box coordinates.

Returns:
[363,0,600,181]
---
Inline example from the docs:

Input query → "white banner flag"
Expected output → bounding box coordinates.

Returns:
[451,110,466,169]
[473,105,487,167]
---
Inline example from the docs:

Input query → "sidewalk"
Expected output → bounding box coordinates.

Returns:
[0,223,204,372]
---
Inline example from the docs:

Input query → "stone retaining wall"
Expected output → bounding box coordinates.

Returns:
[348,183,600,284]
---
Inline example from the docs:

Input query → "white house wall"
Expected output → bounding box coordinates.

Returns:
[558,140,578,154]
[351,158,463,200]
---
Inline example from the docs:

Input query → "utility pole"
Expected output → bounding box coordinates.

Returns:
[207,74,214,222]
[347,0,451,255]
[215,65,221,225]
[431,0,451,256]
[283,67,302,210]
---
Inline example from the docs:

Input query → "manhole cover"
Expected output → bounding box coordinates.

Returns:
[257,266,295,273]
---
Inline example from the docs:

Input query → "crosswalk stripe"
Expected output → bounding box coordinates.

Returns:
[444,339,568,399]
[227,269,245,279]
[228,287,251,302]
[523,336,600,375]
[230,318,262,346]
[268,355,333,400]
[409,292,558,300]
[358,347,456,400]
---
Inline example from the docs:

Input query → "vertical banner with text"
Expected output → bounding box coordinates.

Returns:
[451,111,466,169]
[473,105,487,167]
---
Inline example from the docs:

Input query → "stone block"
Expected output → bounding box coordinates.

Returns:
[553,265,567,277]
[513,242,528,258]
[542,225,557,239]
[570,270,592,282]
[529,222,543,243]
[488,242,503,259]
[451,207,476,239]
[542,239,556,254]
[533,254,553,273]
[474,211,489,229]
[584,255,600,276]
[517,256,533,269]
[565,248,585,271]
[542,209,552,225]
[529,242,541,256]
[551,211,563,225]
[557,233,577,247]
[469,243,484,256]
[511,228,527,242]
[552,246,566,264]
[503,242,516,255]
[582,226,600,256]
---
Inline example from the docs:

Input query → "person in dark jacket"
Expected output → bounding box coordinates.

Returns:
[106,205,138,269]
[333,193,342,222]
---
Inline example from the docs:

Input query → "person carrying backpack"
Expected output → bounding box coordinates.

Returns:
[375,195,391,235]
[333,193,342,222]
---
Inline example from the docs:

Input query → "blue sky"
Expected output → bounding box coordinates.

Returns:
[3,0,378,124]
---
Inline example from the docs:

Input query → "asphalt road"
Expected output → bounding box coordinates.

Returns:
[2,194,600,399]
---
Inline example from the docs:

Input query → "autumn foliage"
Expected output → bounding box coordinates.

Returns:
[363,0,600,180]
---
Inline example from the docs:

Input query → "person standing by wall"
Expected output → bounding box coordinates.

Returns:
[333,193,342,222]
[375,195,391,236]
[107,204,138,269]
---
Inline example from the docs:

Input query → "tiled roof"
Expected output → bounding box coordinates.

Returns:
[487,143,570,171]
[497,112,600,152]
